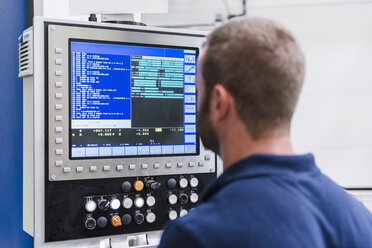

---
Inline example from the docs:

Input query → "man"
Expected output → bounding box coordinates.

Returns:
[158,17,372,247]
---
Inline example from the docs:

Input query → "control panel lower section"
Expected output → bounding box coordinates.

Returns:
[45,173,215,242]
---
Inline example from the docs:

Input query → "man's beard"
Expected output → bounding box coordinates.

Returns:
[197,96,220,155]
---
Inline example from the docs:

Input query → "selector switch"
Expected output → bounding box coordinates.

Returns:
[167,178,177,189]
[122,214,132,225]
[111,215,122,227]
[190,177,199,188]
[121,181,132,193]
[168,194,178,205]
[168,210,178,220]
[110,198,121,210]
[133,180,144,192]
[179,193,189,205]
[122,197,133,209]
[85,200,97,212]
[146,179,161,191]
[146,212,156,223]
[134,213,145,224]
[97,216,107,228]
[97,199,110,211]
[134,197,145,208]
[85,217,96,230]
[179,178,188,189]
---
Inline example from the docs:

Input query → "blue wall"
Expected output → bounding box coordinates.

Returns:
[0,0,33,247]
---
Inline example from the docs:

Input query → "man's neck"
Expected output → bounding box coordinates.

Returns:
[220,130,295,170]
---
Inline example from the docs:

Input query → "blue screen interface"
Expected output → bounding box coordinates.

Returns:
[70,41,198,158]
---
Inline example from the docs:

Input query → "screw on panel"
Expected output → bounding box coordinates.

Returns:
[51,175,56,180]
[50,25,55,31]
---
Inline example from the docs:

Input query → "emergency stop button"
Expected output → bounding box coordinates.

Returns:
[111,215,122,227]
[134,180,144,192]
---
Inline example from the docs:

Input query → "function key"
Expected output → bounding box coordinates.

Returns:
[85,200,97,212]
[110,199,121,210]
[168,194,177,205]
[103,165,110,171]
[55,93,62,99]
[90,166,97,172]
[55,160,62,167]
[134,197,145,208]
[177,162,183,168]
[180,209,188,217]
[168,210,178,220]
[204,154,211,161]
[55,138,62,144]
[146,196,156,207]
[122,197,133,209]
[190,193,199,203]
[55,81,62,87]
[55,126,63,133]
[165,162,172,168]
[198,162,205,167]
[146,212,156,223]
[55,149,63,155]
[55,115,62,121]
[76,167,83,172]
[153,163,160,169]
[55,48,62,54]
[55,59,62,65]
[129,164,136,170]
[134,213,144,224]
[63,167,70,173]
[141,163,148,169]
[116,164,123,171]
[55,70,62,76]
[188,162,195,167]
[55,104,62,110]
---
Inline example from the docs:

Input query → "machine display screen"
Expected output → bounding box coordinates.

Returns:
[69,40,198,159]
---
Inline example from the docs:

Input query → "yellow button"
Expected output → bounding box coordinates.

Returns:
[111,216,122,227]
[134,180,144,192]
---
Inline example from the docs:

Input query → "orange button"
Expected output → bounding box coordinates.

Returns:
[133,180,144,192]
[111,216,122,227]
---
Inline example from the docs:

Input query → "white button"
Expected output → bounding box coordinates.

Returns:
[122,197,133,209]
[198,162,205,167]
[55,115,62,121]
[55,160,63,167]
[179,178,188,189]
[55,70,62,76]
[63,167,70,173]
[204,154,211,161]
[55,126,63,133]
[190,177,199,188]
[55,104,62,110]
[168,210,178,220]
[146,212,156,223]
[110,199,121,210]
[180,209,188,217]
[76,167,83,172]
[103,165,110,171]
[153,163,160,169]
[55,59,62,65]
[85,200,97,212]
[168,194,178,205]
[56,149,63,155]
[55,81,62,87]
[134,197,145,208]
[55,138,62,144]
[55,48,62,54]
[90,166,97,172]
[55,93,62,99]
[190,193,199,203]
[188,162,195,167]
[146,196,156,207]
[165,162,172,168]
[177,162,183,168]
[141,164,148,169]
[129,164,136,170]
[116,164,123,171]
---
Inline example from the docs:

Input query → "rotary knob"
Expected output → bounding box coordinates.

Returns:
[85,200,97,212]
[85,217,96,230]
[168,194,178,205]
[111,215,122,227]
[97,199,110,211]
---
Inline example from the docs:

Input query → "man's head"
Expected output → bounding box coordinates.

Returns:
[196,16,305,155]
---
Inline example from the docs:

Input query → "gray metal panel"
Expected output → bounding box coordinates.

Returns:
[46,22,213,181]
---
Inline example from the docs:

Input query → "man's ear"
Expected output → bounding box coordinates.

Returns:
[210,84,231,122]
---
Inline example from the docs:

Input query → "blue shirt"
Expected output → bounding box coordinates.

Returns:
[158,154,372,247]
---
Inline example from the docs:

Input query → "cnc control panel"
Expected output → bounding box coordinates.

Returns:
[21,19,217,245]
